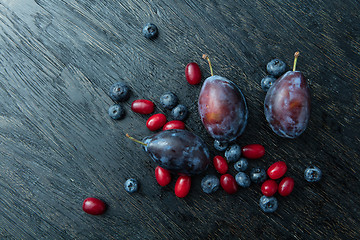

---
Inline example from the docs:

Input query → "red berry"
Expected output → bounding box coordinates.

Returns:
[175,175,191,198]
[82,197,106,215]
[213,155,228,174]
[278,177,294,196]
[131,99,155,114]
[185,62,202,85]
[261,179,278,197]
[220,174,238,194]
[146,113,167,131]
[155,166,171,186]
[162,120,185,131]
[267,161,287,179]
[241,144,265,159]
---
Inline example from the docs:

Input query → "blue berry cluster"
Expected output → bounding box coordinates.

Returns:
[260,58,287,92]
[160,92,189,121]
[108,81,130,120]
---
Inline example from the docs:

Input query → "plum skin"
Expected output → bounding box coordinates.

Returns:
[198,75,248,142]
[143,129,210,176]
[264,71,311,138]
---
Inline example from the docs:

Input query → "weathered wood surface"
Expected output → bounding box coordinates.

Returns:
[0,0,359,239]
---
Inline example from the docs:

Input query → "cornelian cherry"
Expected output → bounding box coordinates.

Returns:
[267,161,287,179]
[261,179,278,197]
[185,62,201,85]
[146,113,167,131]
[175,175,191,198]
[162,120,185,131]
[220,174,238,194]
[278,177,294,196]
[155,166,171,186]
[131,99,155,114]
[82,197,106,215]
[213,155,228,174]
[241,144,265,159]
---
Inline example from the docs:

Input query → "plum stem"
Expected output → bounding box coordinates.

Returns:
[202,54,214,76]
[293,51,300,71]
[126,133,147,146]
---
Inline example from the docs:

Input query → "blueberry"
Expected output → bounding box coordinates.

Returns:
[214,140,228,152]
[235,172,251,188]
[259,195,278,213]
[124,178,138,193]
[171,104,189,121]
[261,75,277,92]
[224,144,241,162]
[304,166,322,182]
[160,92,178,109]
[108,104,125,120]
[249,167,267,183]
[142,23,158,39]
[109,82,130,102]
[266,59,286,77]
[234,158,248,172]
[201,175,220,194]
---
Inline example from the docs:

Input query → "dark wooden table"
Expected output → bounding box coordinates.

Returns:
[1,0,359,239]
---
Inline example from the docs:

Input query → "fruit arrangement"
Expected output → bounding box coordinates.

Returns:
[81,24,323,215]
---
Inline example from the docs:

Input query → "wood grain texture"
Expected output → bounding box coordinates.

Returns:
[0,0,359,239]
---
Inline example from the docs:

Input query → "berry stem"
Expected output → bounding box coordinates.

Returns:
[126,133,147,146]
[293,51,300,71]
[202,54,214,76]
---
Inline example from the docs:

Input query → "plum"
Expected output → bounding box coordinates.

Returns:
[198,75,248,142]
[127,129,210,175]
[198,55,248,142]
[264,52,311,138]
